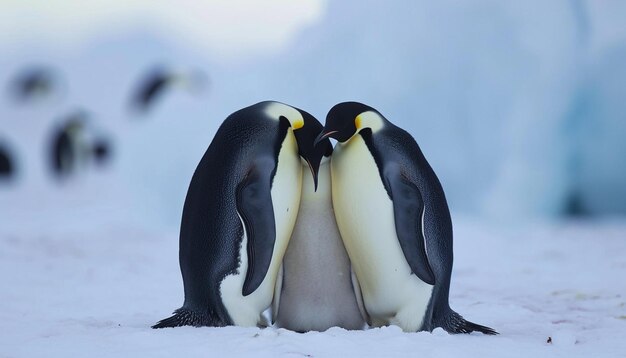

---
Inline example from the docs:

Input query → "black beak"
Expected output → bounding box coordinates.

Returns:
[293,110,331,193]
[313,130,338,147]
[305,158,320,192]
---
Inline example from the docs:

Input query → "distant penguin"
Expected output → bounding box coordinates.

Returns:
[92,139,111,166]
[275,122,366,332]
[49,110,112,178]
[129,67,207,113]
[314,102,496,335]
[9,66,58,102]
[153,101,325,328]
[0,143,15,180]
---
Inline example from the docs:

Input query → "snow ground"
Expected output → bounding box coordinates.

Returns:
[1,218,625,357]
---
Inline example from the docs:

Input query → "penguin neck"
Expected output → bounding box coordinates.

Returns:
[339,128,375,149]
[263,101,304,128]
[355,111,385,133]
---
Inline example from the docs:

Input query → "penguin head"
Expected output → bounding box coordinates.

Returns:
[314,101,386,145]
[65,116,86,136]
[10,66,60,103]
[293,110,333,191]
[263,101,330,191]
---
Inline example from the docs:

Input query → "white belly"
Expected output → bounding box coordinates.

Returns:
[331,136,433,332]
[220,130,303,327]
[276,160,365,331]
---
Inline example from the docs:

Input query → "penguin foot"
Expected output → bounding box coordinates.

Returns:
[437,310,498,335]
[152,308,212,328]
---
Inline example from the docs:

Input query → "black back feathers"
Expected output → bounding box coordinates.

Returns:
[129,67,208,113]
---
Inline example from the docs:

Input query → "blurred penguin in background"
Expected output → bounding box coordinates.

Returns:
[0,141,16,181]
[49,110,112,180]
[9,66,61,103]
[129,66,208,114]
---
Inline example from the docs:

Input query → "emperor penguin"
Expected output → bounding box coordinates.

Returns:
[314,102,496,335]
[275,120,366,332]
[129,66,207,113]
[153,101,325,328]
[49,110,112,179]
[10,66,59,103]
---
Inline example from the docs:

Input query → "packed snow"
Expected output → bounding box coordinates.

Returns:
[1,219,624,357]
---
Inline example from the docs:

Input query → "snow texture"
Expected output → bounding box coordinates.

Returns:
[1,219,625,357]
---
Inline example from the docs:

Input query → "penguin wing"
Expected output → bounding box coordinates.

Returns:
[384,163,436,285]
[237,157,277,296]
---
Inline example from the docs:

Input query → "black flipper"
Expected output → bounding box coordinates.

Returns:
[236,157,277,296]
[384,163,436,285]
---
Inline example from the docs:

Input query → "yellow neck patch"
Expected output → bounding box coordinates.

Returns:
[264,102,305,129]
[355,115,362,130]
[292,118,304,130]
[354,111,384,133]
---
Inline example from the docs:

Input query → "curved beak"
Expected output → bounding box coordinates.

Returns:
[313,130,338,147]
[305,158,320,192]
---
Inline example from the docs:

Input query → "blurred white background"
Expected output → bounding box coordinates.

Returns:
[1,0,626,231]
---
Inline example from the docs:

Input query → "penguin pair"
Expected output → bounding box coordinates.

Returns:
[154,101,496,335]
[0,113,111,184]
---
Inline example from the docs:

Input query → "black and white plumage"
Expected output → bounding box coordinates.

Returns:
[49,111,112,179]
[315,102,496,335]
[129,67,207,113]
[153,101,325,329]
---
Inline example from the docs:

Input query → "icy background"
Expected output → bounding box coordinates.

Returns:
[1,0,626,356]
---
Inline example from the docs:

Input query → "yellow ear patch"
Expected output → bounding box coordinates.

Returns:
[354,111,384,133]
[292,118,304,130]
